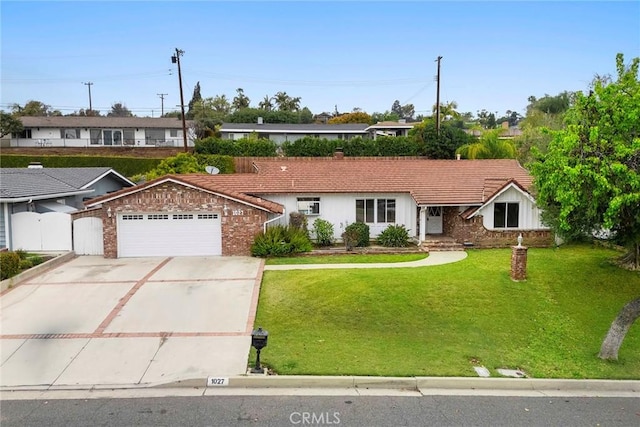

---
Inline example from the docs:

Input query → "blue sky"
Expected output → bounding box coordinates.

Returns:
[2,1,639,118]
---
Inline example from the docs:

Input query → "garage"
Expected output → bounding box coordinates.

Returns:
[117,212,221,257]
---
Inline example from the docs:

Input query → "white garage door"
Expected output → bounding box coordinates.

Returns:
[117,212,221,257]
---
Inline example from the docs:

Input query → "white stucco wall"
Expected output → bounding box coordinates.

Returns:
[261,192,417,240]
[11,128,192,148]
[476,186,547,230]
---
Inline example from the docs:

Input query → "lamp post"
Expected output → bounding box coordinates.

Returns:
[250,327,269,374]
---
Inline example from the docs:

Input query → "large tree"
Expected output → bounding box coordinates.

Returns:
[186,81,203,119]
[232,88,250,111]
[0,111,24,138]
[107,102,134,117]
[409,117,472,159]
[11,100,57,116]
[328,111,372,124]
[273,91,301,112]
[530,54,640,360]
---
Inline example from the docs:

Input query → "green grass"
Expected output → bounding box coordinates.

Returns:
[265,253,427,265]
[253,244,640,379]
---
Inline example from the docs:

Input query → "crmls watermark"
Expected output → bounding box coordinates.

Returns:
[289,411,341,425]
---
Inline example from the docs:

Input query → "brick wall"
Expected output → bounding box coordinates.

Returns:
[443,206,552,248]
[99,182,268,257]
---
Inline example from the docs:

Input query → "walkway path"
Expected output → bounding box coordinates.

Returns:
[263,251,467,270]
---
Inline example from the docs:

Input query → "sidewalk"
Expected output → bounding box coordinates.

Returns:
[264,251,467,270]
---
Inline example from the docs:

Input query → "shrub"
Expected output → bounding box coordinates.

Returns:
[28,255,44,266]
[344,222,370,248]
[0,251,21,280]
[289,212,309,235]
[312,218,335,247]
[19,259,33,270]
[377,224,411,247]
[251,225,313,257]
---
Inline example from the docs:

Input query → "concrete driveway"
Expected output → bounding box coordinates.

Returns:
[0,256,263,389]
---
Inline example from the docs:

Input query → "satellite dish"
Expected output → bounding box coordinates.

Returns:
[205,166,220,175]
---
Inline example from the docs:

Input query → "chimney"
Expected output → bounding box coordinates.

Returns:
[334,147,344,160]
[456,153,461,160]
[257,117,264,125]
[502,121,509,129]
[28,162,43,169]
[398,118,406,124]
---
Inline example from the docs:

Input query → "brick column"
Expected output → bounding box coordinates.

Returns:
[511,246,528,281]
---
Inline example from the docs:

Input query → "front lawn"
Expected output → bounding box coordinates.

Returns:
[253,244,640,379]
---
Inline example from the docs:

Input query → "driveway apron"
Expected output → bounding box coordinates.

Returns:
[0,256,263,388]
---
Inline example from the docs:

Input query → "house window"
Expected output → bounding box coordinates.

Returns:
[356,199,375,223]
[17,129,32,138]
[90,129,102,145]
[377,199,396,223]
[494,202,519,228]
[357,198,396,223]
[60,128,80,139]
[169,129,179,137]
[297,197,320,215]
[89,129,124,145]
[145,129,165,145]
[123,129,135,145]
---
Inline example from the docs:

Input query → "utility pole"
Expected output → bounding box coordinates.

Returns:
[83,82,93,112]
[171,48,188,152]
[435,56,443,136]
[157,93,168,116]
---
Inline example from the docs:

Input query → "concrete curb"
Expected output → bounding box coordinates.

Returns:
[0,251,75,292]
[152,375,640,393]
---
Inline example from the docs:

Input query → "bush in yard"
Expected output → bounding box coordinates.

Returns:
[344,222,370,248]
[377,224,411,247]
[0,251,21,280]
[312,218,335,247]
[19,259,33,270]
[289,212,309,235]
[251,225,313,257]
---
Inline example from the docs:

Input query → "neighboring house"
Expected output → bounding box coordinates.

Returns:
[7,117,195,148]
[0,165,134,251]
[219,122,370,143]
[219,120,420,143]
[79,156,551,258]
[367,120,417,138]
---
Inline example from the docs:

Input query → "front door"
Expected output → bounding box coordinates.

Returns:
[426,206,443,234]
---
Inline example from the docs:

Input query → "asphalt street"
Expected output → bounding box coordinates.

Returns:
[2,395,639,427]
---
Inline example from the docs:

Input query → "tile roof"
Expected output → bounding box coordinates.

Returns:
[84,158,534,209]
[0,167,124,199]
[183,158,534,206]
[85,175,284,214]
[19,116,193,129]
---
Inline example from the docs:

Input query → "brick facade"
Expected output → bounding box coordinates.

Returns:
[442,206,552,248]
[511,246,528,281]
[94,182,269,258]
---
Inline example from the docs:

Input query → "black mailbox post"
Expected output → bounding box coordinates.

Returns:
[251,327,269,374]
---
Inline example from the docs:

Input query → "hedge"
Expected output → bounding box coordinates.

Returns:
[0,155,162,177]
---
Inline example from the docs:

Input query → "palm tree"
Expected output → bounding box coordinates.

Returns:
[456,129,516,159]
[432,101,460,121]
[258,95,274,111]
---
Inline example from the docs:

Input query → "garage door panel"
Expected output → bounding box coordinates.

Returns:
[118,213,221,257]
